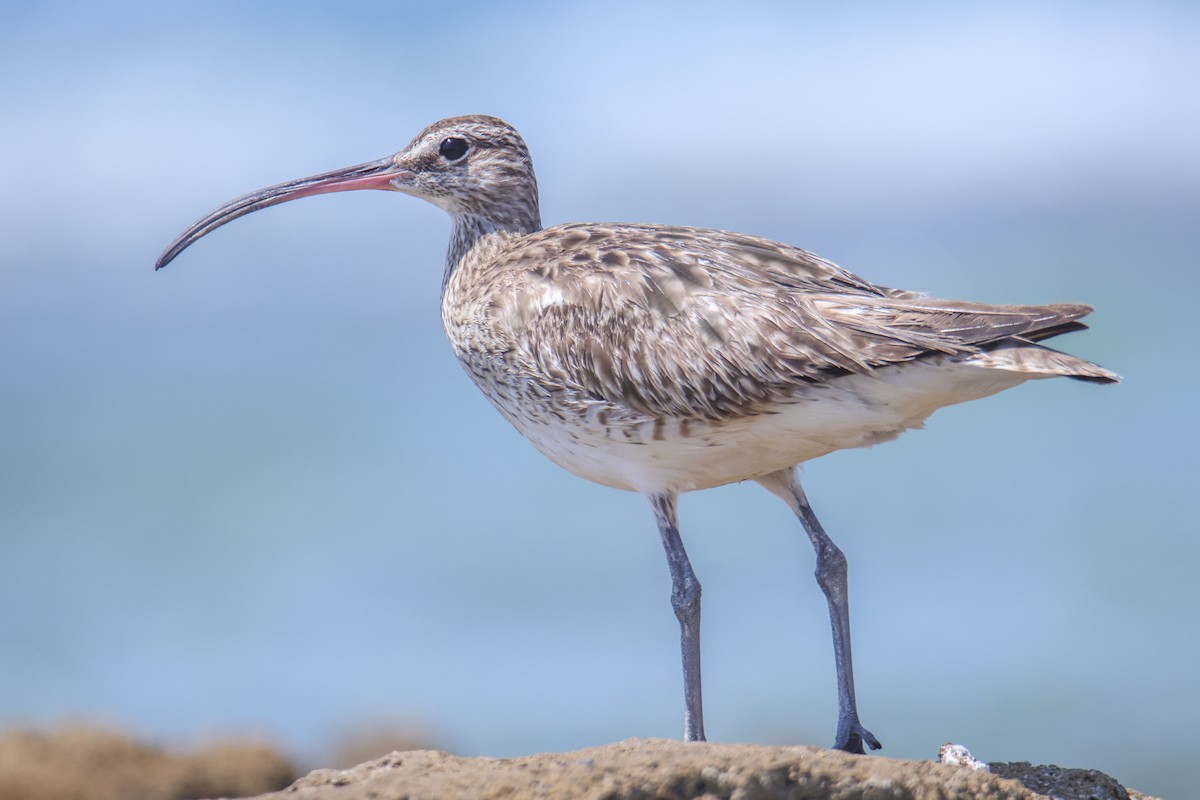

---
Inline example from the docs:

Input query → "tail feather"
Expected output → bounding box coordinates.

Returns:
[1020,319,1090,342]
[871,297,1120,383]
[971,340,1121,383]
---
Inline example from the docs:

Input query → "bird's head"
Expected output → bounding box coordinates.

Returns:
[156,114,541,270]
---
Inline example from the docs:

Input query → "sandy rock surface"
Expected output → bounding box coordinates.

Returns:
[230,738,1159,800]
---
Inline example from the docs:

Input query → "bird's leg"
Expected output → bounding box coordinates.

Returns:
[757,468,881,754]
[648,492,705,742]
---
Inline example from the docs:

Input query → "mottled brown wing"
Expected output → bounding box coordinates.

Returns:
[495,223,1094,419]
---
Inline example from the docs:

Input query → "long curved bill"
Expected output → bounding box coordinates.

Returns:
[155,156,408,270]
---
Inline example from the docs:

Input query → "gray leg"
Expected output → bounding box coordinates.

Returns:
[757,467,881,754]
[648,492,705,742]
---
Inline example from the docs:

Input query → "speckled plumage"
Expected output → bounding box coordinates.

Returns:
[442,215,1114,491]
[157,114,1118,753]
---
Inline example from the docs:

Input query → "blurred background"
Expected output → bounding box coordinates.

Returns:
[1,1,1196,797]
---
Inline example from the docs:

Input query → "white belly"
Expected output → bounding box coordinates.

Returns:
[490,356,1035,494]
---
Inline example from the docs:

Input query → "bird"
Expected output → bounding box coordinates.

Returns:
[156,114,1118,754]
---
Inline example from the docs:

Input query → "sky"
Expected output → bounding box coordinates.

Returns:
[1,1,1198,797]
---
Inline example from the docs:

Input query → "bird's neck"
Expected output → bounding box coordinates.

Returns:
[445,206,542,286]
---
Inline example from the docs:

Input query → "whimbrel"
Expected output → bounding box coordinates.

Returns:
[157,115,1118,753]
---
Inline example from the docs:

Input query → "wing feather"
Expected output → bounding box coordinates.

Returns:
[485,223,1098,419]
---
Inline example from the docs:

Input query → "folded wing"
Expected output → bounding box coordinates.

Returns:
[492,223,1118,419]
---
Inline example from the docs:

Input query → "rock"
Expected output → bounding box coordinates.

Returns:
[990,761,1154,800]
[1,729,1158,800]
[231,738,1151,800]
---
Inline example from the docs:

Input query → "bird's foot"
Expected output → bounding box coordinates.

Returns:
[834,721,882,754]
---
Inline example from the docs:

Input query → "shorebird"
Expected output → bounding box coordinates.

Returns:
[157,114,1118,753]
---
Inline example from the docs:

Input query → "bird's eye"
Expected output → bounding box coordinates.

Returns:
[439,137,469,162]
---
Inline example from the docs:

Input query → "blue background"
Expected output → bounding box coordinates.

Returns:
[2,2,1196,797]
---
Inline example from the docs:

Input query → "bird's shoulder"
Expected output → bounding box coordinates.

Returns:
[491,221,884,298]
